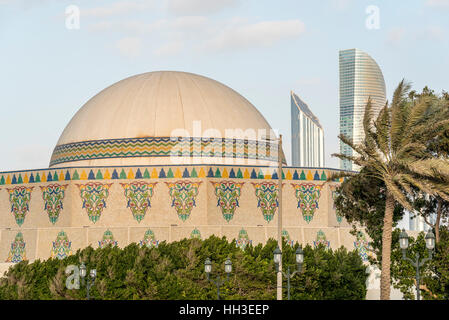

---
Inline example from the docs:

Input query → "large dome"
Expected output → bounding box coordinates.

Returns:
[50,71,279,167]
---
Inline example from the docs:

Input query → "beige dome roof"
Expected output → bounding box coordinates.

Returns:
[50,71,279,167]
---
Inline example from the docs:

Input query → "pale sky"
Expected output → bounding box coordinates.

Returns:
[1,0,449,172]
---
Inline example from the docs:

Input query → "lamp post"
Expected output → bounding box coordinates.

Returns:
[79,263,97,300]
[273,246,304,300]
[204,257,232,300]
[399,229,435,300]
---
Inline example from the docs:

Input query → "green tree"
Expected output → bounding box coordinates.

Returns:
[330,80,449,299]
[0,236,368,300]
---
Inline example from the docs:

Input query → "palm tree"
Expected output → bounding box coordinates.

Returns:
[330,80,449,300]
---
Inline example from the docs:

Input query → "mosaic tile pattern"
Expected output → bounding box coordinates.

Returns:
[354,231,370,262]
[166,181,202,222]
[120,181,157,223]
[252,181,280,223]
[77,182,112,223]
[313,230,330,248]
[6,186,34,226]
[140,229,159,248]
[51,231,73,260]
[49,137,280,166]
[6,232,26,263]
[292,183,323,223]
[40,184,68,224]
[235,228,252,250]
[99,229,118,248]
[211,181,244,222]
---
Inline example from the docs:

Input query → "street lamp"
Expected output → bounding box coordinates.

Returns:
[204,257,232,300]
[400,228,435,300]
[79,262,97,300]
[273,246,304,300]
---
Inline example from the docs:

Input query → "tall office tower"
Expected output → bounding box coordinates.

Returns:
[291,91,325,167]
[339,48,386,171]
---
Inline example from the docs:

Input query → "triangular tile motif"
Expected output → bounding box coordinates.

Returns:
[166,181,202,222]
[321,171,327,181]
[0,176,5,185]
[96,170,103,180]
[88,170,95,180]
[306,171,313,180]
[79,170,87,180]
[35,173,41,183]
[53,171,59,181]
[214,168,221,178]
[211,180,244,222]
[77,182,112,223]
[127,169,134,179]
[167,168,174,178]
[10,175,18,184]
[159,168,166,178]
[174,168,182,178]
[250,169,257,179]
[299,171,306,180]
[191,168,198,178]
[243,169,250,179]
[251,181,279,223]
[71,170,79,180]
[41,184,68,224]
[229,168,236,178]
[111,169,119,179]
[293,171,299,180]
[286,170,292,180]
[6,232,27,263]
[119,169,127,179]
[257,170,264,179]
[291,183,323,223]
[182,168,190,178]
[135,169,143,179]
[59,171,64,181]
[120,181,157,223]
[103,169,111,180]
[6,186,34,226]
[207,168,214,177]
[29,174,35,183]
[272,171,278,179]
[23,174,29,184]
[51,231,73,259]
[17,174,23,184]
[65,171,71,181]
[236,169,243,179]
[46,172,52,182]
[222,168,229,178]
[313,171,321,181]
[198,168,206,178]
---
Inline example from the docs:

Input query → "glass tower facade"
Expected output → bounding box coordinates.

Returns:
[291,91,324,167]
[339,49,386,171]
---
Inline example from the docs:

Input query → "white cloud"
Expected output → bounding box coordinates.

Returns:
[386,27,406,46]
[426,25,445,40]
[167,0,240,15]
[82,0,155,18]
[153,41,184,56]
[115,37,143,57]
[426,0,449,7]
[206,19,306,52]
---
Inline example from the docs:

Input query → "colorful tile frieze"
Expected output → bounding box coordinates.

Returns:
[165,181,202,222]
[282,229,295,247]
[120,181,157,223]
[140,229,158,248]
[313,230,330,248]
[99,229,118,248]
[49,137,279,166]
[6,232,26,263]
[354,231,370,262]
[251,181,280,223]
[211,181,244,222]
[40,184,68,224]
[51,231,73,260]
[6,186,34,226]
[77,182,112,223]
[291,183,323,223]
[235,228,252,250]
[190,228,201,239]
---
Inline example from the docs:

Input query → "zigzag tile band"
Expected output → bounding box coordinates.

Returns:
[50,137,279,166]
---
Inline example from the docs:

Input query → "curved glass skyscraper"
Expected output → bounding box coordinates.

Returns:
[339,48,386,171]
[291,91,324,167]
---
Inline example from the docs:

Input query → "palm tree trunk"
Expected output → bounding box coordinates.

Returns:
[380,191,395,300]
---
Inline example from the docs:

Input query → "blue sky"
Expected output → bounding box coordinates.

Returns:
[1,0,449,172]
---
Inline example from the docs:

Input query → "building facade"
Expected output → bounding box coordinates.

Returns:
[291,91,325,168]
[339,49,387,171]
